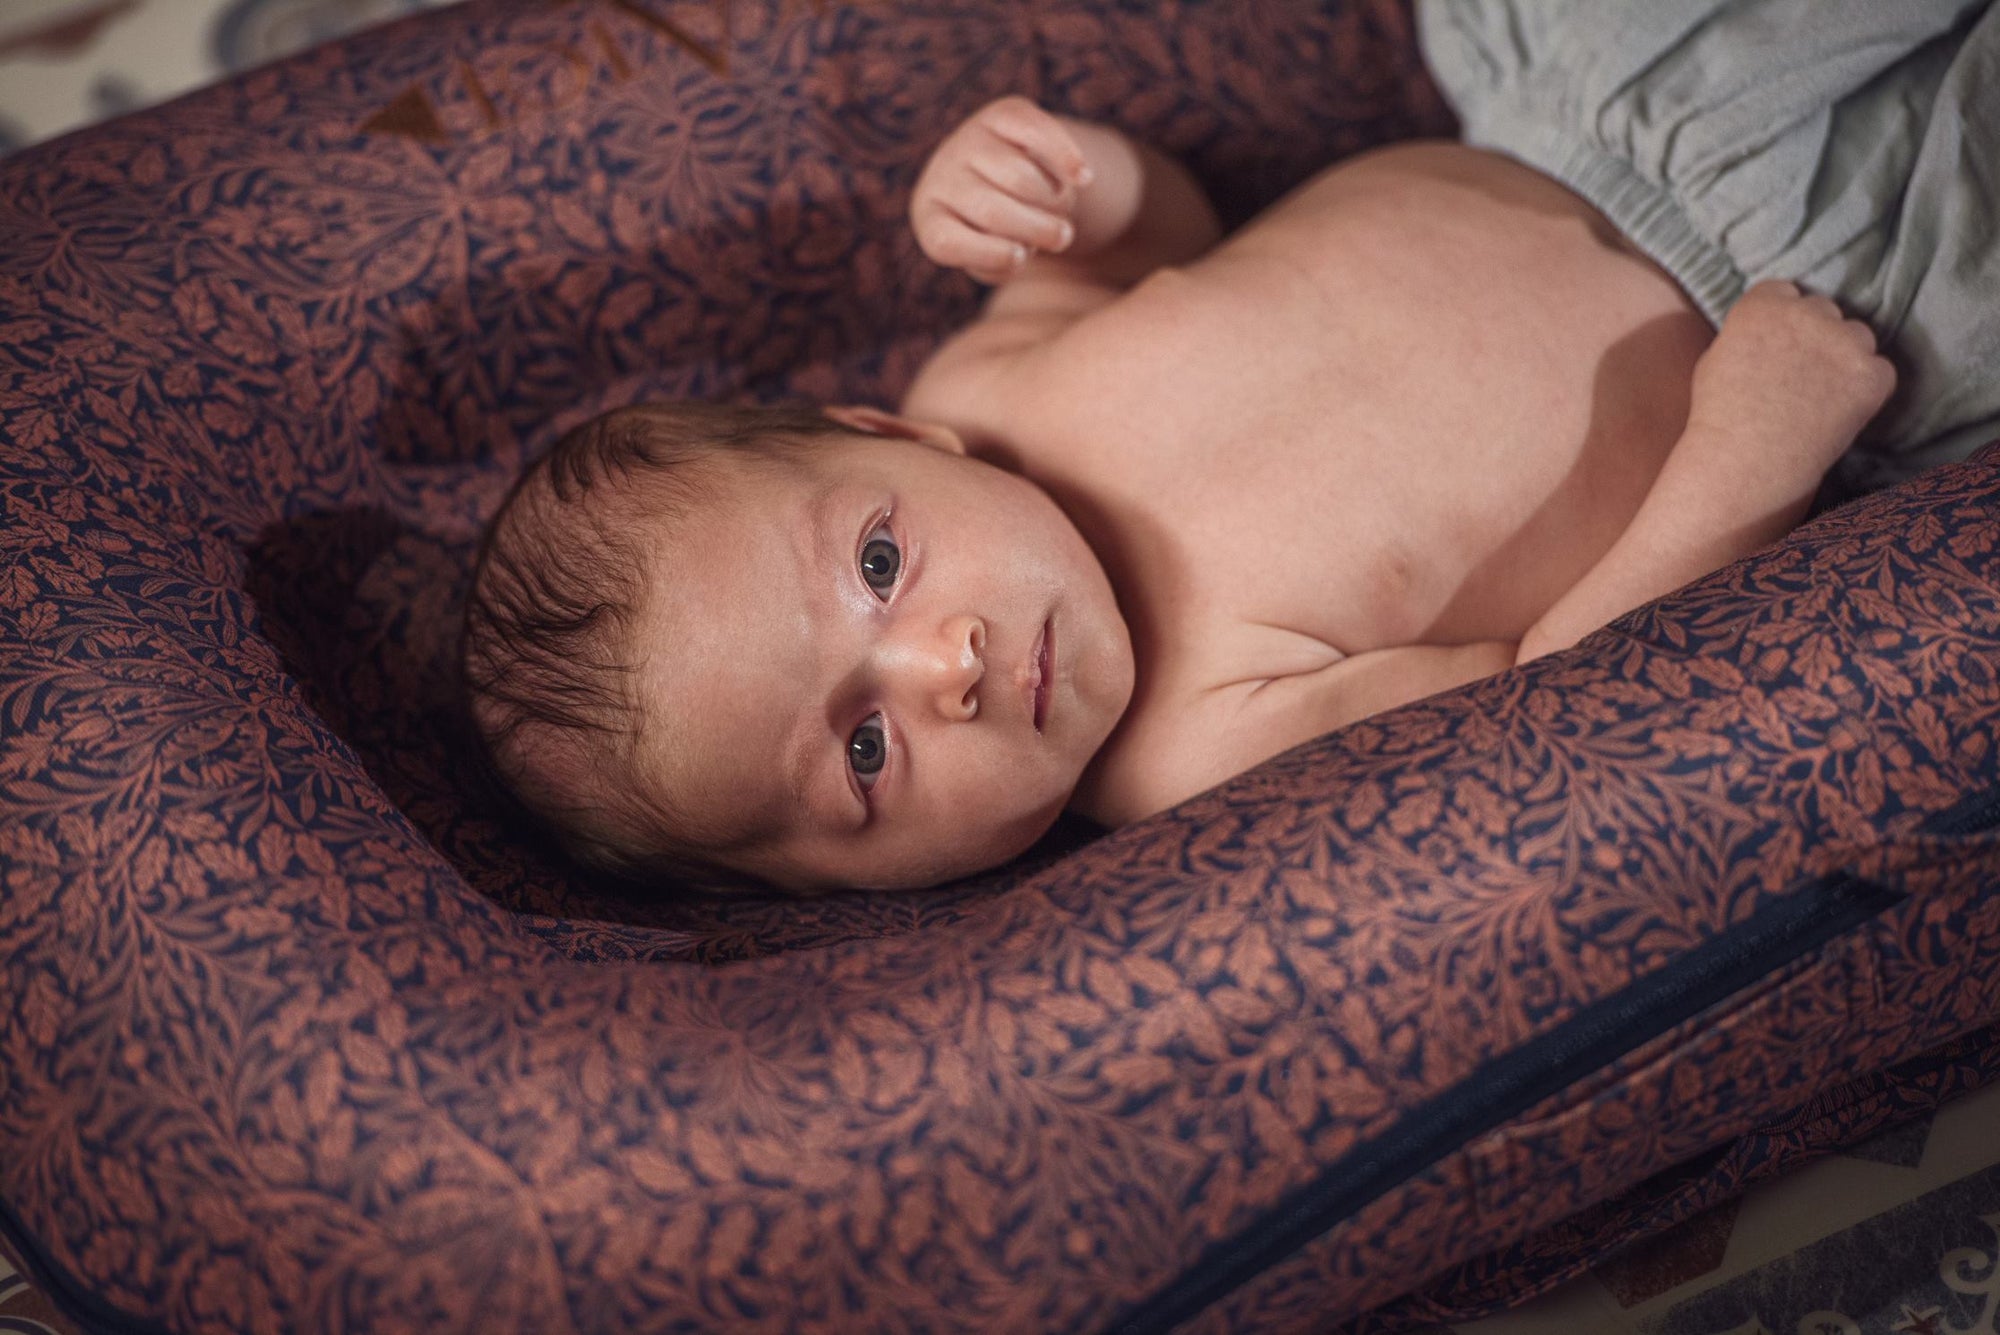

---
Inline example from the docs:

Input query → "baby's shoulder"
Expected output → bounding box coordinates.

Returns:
[900,263,1229,447]
[898,261,1132,429]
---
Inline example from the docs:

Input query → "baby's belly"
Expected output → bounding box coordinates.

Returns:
[1205,141,1714,648]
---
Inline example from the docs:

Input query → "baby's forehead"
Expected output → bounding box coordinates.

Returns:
[626,601,800,853]
[632,437,856,528]
[625,465,823,822]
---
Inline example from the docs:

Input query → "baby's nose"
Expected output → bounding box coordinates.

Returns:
[915,614,985,721]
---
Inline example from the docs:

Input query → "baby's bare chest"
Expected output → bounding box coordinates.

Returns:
[1019,142,1710,662]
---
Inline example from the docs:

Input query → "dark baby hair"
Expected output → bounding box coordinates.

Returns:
[459,399,851,882]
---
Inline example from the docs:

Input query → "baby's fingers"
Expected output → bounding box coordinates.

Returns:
[1839,311,1880,355]
[1795,289,1885,359]
[966,133,1077,216]
[1856,340,1898,411]
[922,209,1031,284]
[945,168,1074,253]
[975,96,1093,195]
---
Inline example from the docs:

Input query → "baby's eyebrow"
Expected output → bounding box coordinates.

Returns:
[803,478,842,569]
[781,711,816,827]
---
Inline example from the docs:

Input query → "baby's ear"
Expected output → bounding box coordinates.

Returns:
[823,404,967,456]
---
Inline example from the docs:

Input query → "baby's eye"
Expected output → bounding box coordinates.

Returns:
[848,714,887,789]
[859,524,900,599]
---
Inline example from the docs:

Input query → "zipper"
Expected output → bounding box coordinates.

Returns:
[1921,786,2000,838]
[1108,870,1907,1334]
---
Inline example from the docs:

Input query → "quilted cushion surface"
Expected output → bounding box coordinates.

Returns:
[2,1,1999,1332]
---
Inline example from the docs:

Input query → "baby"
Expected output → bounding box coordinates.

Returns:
[464,0,2000,893]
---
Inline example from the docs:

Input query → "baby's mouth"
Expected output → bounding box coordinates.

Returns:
[1030,616,1053,734]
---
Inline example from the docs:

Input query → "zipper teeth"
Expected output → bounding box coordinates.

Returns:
[1923,787,2000,837]
[1536,878,1860,1072]
[1109,873,1906,1335]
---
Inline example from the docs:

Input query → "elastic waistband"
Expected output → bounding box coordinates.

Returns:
[1462,114,1745,328]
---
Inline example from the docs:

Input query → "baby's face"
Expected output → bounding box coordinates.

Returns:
[629,426,1135,890]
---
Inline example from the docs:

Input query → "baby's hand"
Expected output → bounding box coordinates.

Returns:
[911,96,1093,285]
[1687,280,1897,479]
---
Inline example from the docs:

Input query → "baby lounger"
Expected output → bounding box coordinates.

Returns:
[2,0,1998,1330]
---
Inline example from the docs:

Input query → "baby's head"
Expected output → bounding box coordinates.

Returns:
[462,400,1135,892]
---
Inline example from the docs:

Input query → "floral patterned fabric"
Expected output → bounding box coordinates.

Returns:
[1,1,1998,1331]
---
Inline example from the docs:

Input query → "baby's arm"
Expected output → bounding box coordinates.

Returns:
[910,97,1222,292]
[1515,281,1897,663]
